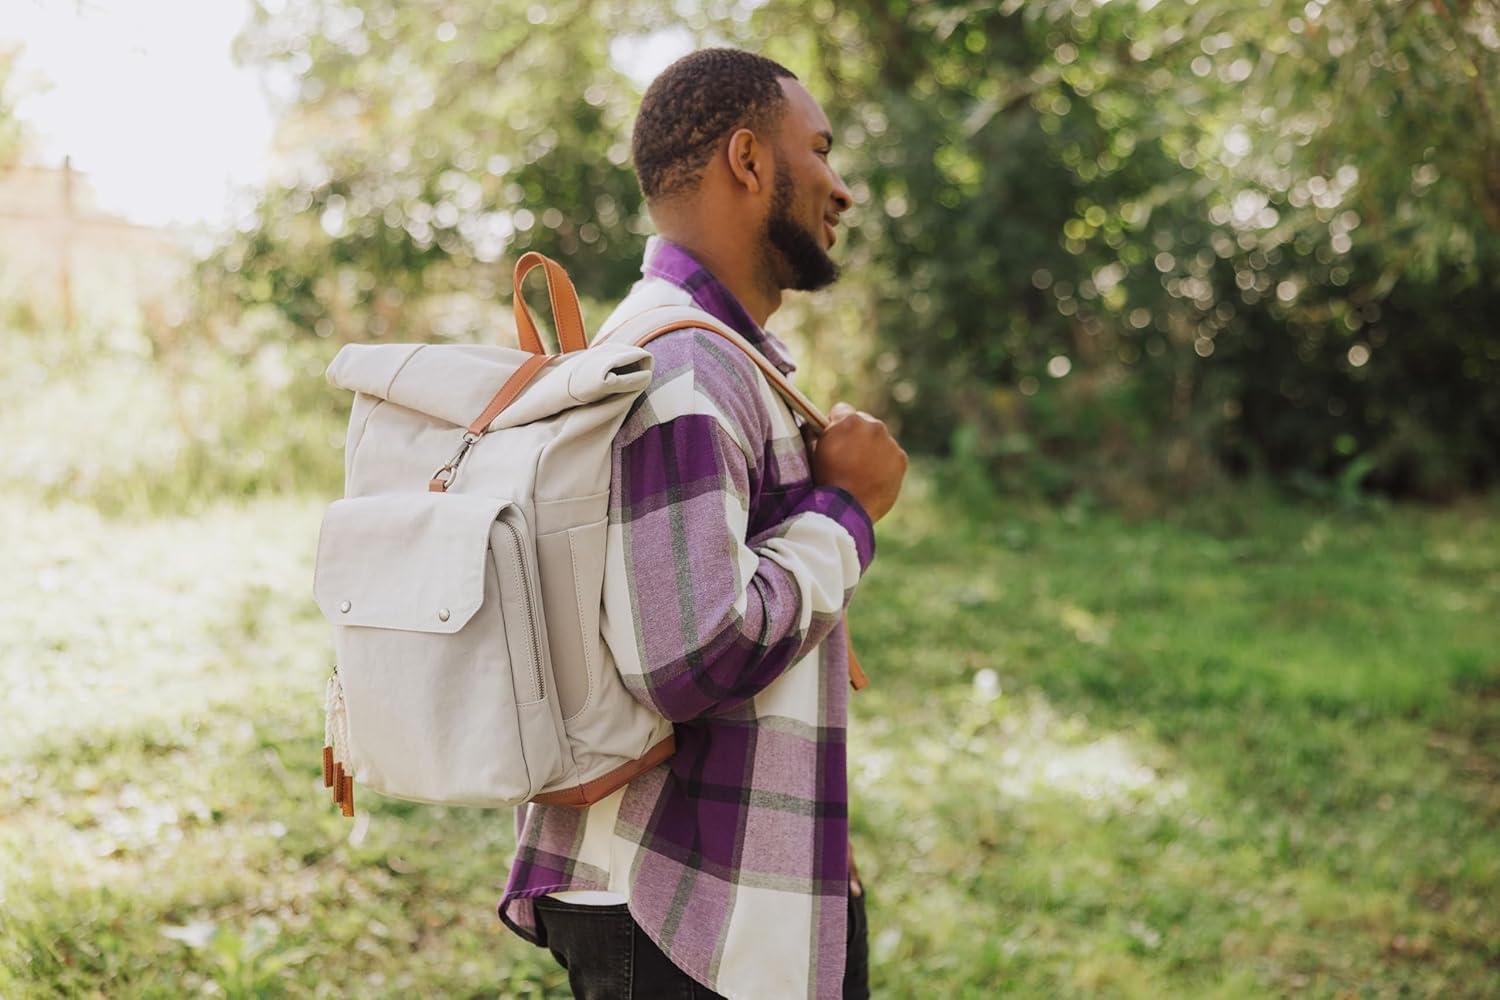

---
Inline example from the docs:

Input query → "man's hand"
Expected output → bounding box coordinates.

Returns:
[808,402,908,522]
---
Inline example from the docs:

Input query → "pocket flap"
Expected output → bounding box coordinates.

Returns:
[313,492,511,633]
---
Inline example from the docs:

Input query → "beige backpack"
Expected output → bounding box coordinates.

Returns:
[312,252,857,816]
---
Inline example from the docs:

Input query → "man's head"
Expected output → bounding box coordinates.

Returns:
[631,48,852,295]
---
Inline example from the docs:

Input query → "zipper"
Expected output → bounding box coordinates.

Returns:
[497,513,545,703]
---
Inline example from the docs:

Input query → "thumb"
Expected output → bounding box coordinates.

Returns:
[830,401,857,419]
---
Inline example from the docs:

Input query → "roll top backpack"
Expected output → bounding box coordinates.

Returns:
[312,250,862,816]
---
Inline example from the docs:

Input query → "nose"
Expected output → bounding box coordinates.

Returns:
[830,171,852,215]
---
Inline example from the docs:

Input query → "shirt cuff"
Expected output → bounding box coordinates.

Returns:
[795,486,876,574]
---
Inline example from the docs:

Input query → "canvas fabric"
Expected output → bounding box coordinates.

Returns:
[314,283,677,809]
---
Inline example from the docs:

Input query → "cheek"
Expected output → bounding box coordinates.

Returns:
[796,166,830,213]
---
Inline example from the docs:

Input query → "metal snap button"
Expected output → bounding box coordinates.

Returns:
[438,608,450,622]
[339,600,351,614]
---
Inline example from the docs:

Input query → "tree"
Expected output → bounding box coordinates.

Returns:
[208,0,1500,497]
[0,46,27,168]
[201,0,654,345]
[747,0,1500,497]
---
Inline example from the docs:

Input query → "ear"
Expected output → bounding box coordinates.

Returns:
[724,127,767,196]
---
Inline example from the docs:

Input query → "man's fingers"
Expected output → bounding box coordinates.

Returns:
[799,421,819,451]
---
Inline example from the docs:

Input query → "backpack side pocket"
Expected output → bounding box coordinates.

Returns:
[313,493,569,806]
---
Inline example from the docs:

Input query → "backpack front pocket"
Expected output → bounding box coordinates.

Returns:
[313,492,568,806]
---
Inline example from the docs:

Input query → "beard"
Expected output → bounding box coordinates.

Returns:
[763,165,839,292]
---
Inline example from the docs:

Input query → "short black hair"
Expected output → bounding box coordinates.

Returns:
[631,48,798,202]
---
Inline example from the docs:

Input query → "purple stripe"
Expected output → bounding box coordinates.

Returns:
[620,414,743,506]
[798,486,876,572]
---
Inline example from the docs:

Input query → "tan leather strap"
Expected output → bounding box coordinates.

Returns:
[430,352,553,492]
[626,312,830,434]
[466,352,552,436]
[530,734,677,807]
[513,251,589,355]
[435,251,583,482]
[847,638,868,691]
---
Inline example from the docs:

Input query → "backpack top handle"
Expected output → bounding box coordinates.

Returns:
[513,251,589,355]
[432,252,599,491]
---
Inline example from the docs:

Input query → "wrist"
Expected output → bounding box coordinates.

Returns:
[806,485,876,572]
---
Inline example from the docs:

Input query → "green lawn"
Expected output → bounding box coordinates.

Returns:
[2,477,1497,997]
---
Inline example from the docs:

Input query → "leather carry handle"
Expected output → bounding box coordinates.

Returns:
[431,250,586,488]
[513,251,589,356]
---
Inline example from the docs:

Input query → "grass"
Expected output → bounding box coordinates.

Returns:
[2,326,1497,996]
[851,478,1500,997]
[0,494,568,998]
[0,326,345,516]
[2,478,1496,997]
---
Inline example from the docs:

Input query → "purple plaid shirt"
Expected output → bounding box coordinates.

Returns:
[498,238,875,999]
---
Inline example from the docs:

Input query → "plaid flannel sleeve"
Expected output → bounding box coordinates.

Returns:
[601,330,875,723]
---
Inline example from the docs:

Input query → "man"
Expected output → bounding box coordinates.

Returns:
[499,48,908,999]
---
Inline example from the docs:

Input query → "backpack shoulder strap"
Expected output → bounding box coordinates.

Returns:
[598,303,868,690]
[597,304,829,433]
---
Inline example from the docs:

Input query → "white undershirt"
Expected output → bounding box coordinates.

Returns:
[548,889,629,905]
[540,788,630,905]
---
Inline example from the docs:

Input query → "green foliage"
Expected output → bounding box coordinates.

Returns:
[0,45,28,168]
[4,477,1498,995]
[202,0,653,345]
[203,1,1500,498]
[0,324,345,516]
[752,0,1500,497]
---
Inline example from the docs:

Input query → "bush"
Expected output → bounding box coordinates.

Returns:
[1,323,345,516]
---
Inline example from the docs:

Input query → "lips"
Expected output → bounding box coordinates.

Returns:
[823,219,838,248]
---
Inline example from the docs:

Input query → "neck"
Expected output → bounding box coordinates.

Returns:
[653,222,782,327]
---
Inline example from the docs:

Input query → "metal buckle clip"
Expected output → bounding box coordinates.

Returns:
[430,431,480,490]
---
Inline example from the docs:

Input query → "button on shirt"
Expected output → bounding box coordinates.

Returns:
[498,237,875,999]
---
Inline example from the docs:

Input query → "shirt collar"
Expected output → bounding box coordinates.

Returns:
[640,235,798,375]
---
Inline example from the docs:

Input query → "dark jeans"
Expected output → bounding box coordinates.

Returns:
[532,890,870,1000]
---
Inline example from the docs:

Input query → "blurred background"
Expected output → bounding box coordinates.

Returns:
[2,0,1497,996]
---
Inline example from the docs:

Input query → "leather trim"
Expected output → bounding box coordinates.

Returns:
[847,636,869,691]
[513,252,589,355]
[465,352,553,436]
[430,353,551,493]
[629,316,829,433]
[530,735,677,807]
